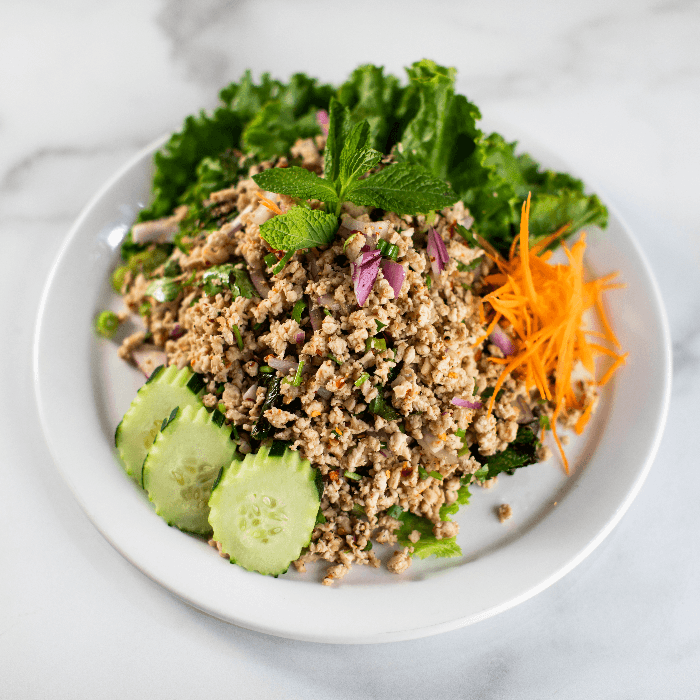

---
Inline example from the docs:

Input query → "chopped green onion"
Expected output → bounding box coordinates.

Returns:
[327,354,343,365]
[385,243,399,261]
[365,337,387,352]
[231,323,244,350]
[343,233,358,251]
[376,239,390,256]
[253,321,265,331]
[271,250,294,275]
[111,265,128,292]
[418,466,430,481]
[429,470,443,481]
[323,308,332,316]
[95,310,120,338]
[344,470,362,481]
[264,252,278,268]
[354,373,369,387]
[284,360,305,387]
[259,365,274,374]
[385,504,404,519]
[425,274,432,289]
[291,299,307,323]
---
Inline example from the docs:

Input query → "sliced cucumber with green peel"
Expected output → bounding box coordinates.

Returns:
[115,364,205,485]
[208,442,321,576]
[143,404,237,535]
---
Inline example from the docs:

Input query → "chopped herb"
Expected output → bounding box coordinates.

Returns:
[163,258,182,277]
[471,425,540,480]
[217,402,226,414]
[418,466,430,480]
[352,503,365,516]
[344,470,362,481]
[456,258,481,272]
[327,354,343,365]
[138,302,151,316]
[250,374,283,440]
[385,504,404,519]
[375,319,387,331]
[271,249,294,275]
[232,323,244,350]
[365,337,387,352]
[539,414,551,430]
[146,277,181,302]
[425,274,432,289]
[368,384,399,421]
[111,265,128,293]
[481,386,505,403]
[283,360,305,387]
[264,252,278,268]
[259,365,273,374]
[95,310,120,338]
[291,299,307,323]
[473,465,489,483]
[315,509,327,525]
[429,470,443,481]
[354,373,369,387]
[362,541,373,551]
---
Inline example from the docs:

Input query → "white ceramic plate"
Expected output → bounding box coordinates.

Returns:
[33,134,671,644]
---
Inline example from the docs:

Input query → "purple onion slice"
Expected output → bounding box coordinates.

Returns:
[380,259,405,299]
[451,397,483,410]
[427,227,449,276]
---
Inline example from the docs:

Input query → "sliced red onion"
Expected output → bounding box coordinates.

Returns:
[451,397,483,410]
[225,203,253,239]
[350,248,382,307]
[242,382,259,401]
[489,325,515,356]
[295,331,306,344]
[516,396,535,424]
[132,344,167,377]
[131,217,179,244]
[248,268,270,299]
[169,324,185,340]
[427,227,449,276]
[316,110,329,136]
[309,303,324,332]
[250,203,275,226]
[316,294,340,310]
[307,255,319,282]
[380,259,405,299]
[268,357,299,374]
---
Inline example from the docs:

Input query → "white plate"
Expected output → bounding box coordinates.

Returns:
[33,134,671,644]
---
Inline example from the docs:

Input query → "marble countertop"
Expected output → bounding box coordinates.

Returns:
[3,1,699,697]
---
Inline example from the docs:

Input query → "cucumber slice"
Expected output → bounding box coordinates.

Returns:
[143,404,237,535]
[208,442,321,576]
[115,365,205,485]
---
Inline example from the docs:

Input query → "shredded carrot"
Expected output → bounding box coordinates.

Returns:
[255,191,283,216]
[480,192,627,473]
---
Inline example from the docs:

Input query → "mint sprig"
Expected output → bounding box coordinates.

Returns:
[252,97,458,217]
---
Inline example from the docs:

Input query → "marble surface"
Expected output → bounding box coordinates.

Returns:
[2,0,699,697]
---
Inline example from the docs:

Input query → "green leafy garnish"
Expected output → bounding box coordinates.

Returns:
[258,206,338,255]
[368,384,399,421]
[200,264,259,299]
[396,511,462,560]
[471,425,540,480]
[253,97,458,217]
[145,277,181,303]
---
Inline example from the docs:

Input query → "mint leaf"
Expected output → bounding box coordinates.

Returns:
[338,121,382,188]
[396,511,462,560]
[200,264,259,298]
[259,207,338,252]
[347,162,458,215]
[252,166,339,204]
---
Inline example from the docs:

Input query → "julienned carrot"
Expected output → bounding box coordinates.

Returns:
[480,193,627,473]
